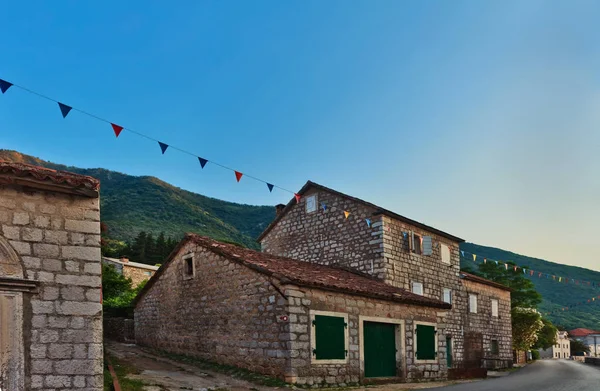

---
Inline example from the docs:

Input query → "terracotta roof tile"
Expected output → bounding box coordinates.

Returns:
[0,161,99,196]
[569,328,600,337]
[135,234,452,310]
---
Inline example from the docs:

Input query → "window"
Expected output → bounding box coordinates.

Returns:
[306,194,317,213]
[443,288,452,304]
[410,232,422,255]
[412,282,423,296]
[441,244,451,264]
[415,324,437,361]
[422,236,433,255]
[491,340,499,355]
[311,312,347,362]
[491,299,499,317]
[183,254,194,278]
[469,294,478,313]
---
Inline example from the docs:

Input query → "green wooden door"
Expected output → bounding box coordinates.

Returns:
[363,322,397,378]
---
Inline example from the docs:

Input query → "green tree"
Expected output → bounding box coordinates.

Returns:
[512,307,544,351]
[472,261,542,308]
[101,263,133,302]
[570,338,590,355]
[155,232,167,261]
[144,233,156,264]
[533,318,558,350]
[130,231,147,263]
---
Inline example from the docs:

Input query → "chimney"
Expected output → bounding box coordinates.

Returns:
[120,257,129,263]
[275,204,286,216]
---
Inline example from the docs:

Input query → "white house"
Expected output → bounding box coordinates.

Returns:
[540,331,570,359]
[569,328,600,356]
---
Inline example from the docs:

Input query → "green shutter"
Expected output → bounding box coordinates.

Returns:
[313,315,346,360]
[416,325,436,360]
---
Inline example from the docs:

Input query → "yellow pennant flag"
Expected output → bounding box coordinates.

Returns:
[343,211,350,219]
[593,298,596,301]
[559,277,562,282]
[472,254,476,261]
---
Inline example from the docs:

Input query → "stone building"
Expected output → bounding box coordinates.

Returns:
[540,331,570,359]
[134,234,452,384]
[102,256,158,287]
[258,182,513,374]
[569,328,600,356]
[0,162,103,390]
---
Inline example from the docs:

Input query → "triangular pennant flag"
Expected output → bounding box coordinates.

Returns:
[538,272,542,278]
[344,211,350,219]
[559,277,562,282]
[111,123,124,138]
[235,171,243,182]
[158,142,169,154]
[365,218,372,227]
[0,79,13,94]
[552,275,556,280]
[321,202,327,211]
[294,193,301,203]
[484,258,487,264]
[495,260,498,265]
[58,102,72,118]
[530,270,534,276]
[472,254,476,262]
[504,263,508,270]
[514,266,518,272]
[198,157,208,168]
[461,250,464,257]
[523,269,527,274]
[266,183,274,192]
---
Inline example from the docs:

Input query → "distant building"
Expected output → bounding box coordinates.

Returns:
[569,328,600,356]
[102,257,158,287]
[540,331,570,359]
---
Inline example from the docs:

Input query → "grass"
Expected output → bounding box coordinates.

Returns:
[145,348,289,388]
[104,354,146,391]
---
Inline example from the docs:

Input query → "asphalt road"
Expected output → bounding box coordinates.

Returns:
[431,360,600,391]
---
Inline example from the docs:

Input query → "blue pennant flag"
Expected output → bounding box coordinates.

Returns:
[266,183,274,192]
[460,250,464,258]
[0,79,12,94]
[58,102,72,118]
[158,142,169,154]
[365,218,371,227]
[321,202,327,211]
[198,157,208,168]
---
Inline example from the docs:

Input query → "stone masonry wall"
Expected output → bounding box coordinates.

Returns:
[122,264,153,288]
[0,184,103,390]
[261,189,386,278]
[379,216,467,367]
[461,279,512,367]
[283,285,448,384]
[135,243,289,378]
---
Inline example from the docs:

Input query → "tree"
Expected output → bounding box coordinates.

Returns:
[512,307,544,351]
[144,232,156,264]
[130,231,147,263]
[533,318,558,350]
[471,261,542,309]
[102,263,133,303]
[155,232,167,261]
[570,338,590,356]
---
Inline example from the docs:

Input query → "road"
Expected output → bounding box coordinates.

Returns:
[432,360,600,391]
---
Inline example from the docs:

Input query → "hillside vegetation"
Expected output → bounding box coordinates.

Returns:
[1,150,598,330]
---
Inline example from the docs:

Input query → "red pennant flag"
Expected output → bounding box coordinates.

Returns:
[235,171,243,182]
[514,266,517,272]
[111,123,124,138]
[538,272,542,278]
[530,270,534,276]
[294,193,301,203]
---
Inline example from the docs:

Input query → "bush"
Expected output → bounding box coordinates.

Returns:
[531,350,540,360]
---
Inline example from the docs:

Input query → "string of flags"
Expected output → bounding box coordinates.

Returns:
[0,78,300,199]
[544,294,600,315]
[460,249,600,289]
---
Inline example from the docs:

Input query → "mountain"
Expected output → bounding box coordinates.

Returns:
[460,243,600,331]
[1,150,598,330]
[0,150,274,249]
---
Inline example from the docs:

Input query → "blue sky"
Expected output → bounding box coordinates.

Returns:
[1,1,599,270]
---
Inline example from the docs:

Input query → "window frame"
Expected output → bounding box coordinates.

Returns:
[469,293,478,313]
[491,299,499,318]
[412,281,423,296]
[414,321,439,364]
[310,310,349,365]
[305,194,317,213]
[490,339,499,355]
[182,253,195,280]
[409,232,422,255]
[442,288,452,304]
[440,243,451,264]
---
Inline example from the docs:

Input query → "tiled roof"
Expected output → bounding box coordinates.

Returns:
[460,272,511,291]
[569,328,600,337]
[135,234,452,310]
[257,181,464,243]
[0,161,99,197]
[102,257,160,271]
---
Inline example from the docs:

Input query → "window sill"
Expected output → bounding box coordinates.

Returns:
[415,359,438,364]
[311,359,348,365]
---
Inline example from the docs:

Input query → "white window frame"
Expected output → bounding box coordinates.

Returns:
[440,243,451,264]
[414,321,439,364]
[469,294,478,313]
[412,282,423,296]
[306,194,317,213]
[182,253,195,280]
[491,299,499,317]
[442,288,452,304]
[310,310,349,365]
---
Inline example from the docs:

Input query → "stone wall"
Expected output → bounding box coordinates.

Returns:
[0,184,103,390]
[261,188,386,277]
[283,285,448,384]
[103,317,135,343]
[122,264,153,288]
[461,279,512,368]
[135,243,289,378]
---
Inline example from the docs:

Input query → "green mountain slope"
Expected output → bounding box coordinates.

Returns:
[0,150,274,249]
[460,243,600,331]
